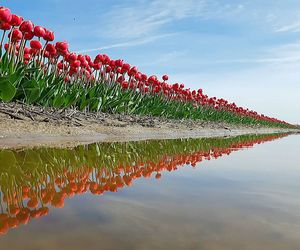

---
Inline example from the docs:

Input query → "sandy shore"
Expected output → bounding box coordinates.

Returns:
[0,102,298,149]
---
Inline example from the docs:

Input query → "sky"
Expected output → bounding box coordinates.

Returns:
[2,0,300,123]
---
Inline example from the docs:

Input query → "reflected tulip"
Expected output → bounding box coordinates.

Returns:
[7,217,19,228]
[0,220,9,235]
[27,198,39,208]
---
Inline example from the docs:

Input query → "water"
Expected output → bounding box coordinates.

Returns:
[0,133,299,250]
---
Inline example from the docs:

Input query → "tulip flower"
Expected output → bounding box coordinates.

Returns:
[0,22,11,31]
[0,6,12,23]
[128,66,138,76]
[33,26,46,38]
[10,14,23,26]
[9,28,23,42]
[55,41,69,52]
[162,75,169,81]
[30,40,42,50]
[19,20,34,33]
[43,29,55,41]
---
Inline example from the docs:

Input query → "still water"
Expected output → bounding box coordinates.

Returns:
[0,133,299,250]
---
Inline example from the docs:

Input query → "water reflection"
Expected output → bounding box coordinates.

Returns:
[0,133,289,236]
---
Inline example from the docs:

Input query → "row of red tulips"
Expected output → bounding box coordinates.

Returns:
[0,133,289,235]
[0,6,297,127]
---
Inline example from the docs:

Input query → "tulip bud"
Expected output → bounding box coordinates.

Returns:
[10,14,23,26]
[162,75,169,81]
[122,63,130,72]
[0,7,12,23]
[57,61,64,69]
[0,22,11,30]
[24,31,34,40]
[30,40,42,50]
[9,28,23,42]
[148,75,157,84]
[105,65,112,73]
[94,54,104,63]
[121,81,129,89]
[23,47,30,54]
[141,74,148,81]
[19,20,34,34]
[128,66,138,76]
[33,26,46,38]
[23,53,31,60]
[71,60,81,68]
[43,29,54,41]
[116,67,122,74]
[55,41,69,52]
[45,44,56,54]
[85,55,91,62]
[4,43,11,50]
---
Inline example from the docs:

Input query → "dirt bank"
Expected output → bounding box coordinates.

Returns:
[0,102,298,149]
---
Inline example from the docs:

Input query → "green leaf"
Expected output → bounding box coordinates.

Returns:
[0,150,17,170]
[0,76,17,102]
[22,79,41,104]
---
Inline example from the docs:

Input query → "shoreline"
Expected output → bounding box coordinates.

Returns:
[0,102,299,149]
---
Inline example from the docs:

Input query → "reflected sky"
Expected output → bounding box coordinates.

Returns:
[0,134,299,250]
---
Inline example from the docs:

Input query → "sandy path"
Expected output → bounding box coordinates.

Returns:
[0,102,299,149]
[0,113,298,149]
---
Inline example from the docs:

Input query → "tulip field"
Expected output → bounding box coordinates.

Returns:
[0,6,297,128]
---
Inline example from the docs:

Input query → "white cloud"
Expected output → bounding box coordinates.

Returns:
[75,33,176,53]
[275,21,300,33]
[102,0,244,39]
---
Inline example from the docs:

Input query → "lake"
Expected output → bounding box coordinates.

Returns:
[0,133,299,250]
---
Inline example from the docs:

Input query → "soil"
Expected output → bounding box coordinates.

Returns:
[0,102,298,149]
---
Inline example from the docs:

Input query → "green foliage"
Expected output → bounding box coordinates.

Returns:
[0,51,293,128]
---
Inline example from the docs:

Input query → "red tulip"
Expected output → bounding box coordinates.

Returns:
[121,81,129,89]
[55,41,69,52]
[0,22,11,30]
[128,66,138,76]
[10,14,23,26]
[23,47,30,54]
[121,63,130,72]
[148,75,157,84]
[4,43,10,50]
[71,60,81,68]
[45,43,56,54]
[162,75,169,81]
[0,6,12,23]
[19,20,34,33]
[30,40,42,50]
[43,29,54,41]
[33,26,46,37]
[67,52,77,62]
[24,30,34,40]
[24,53,31,60]
[105,65,112,73]
[9,28,23,42]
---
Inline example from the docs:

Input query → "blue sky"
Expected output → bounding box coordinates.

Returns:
[3,0,300,123]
